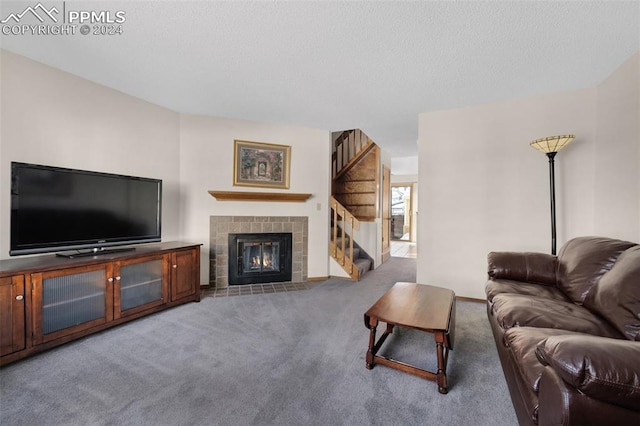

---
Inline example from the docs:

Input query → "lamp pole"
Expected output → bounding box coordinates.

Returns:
[529,135,575,257]
[546,152,557,255]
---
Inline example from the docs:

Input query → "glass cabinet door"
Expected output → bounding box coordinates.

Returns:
[32,264,112,344]
[114,254,169,318]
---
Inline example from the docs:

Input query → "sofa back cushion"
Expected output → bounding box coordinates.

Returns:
[557,236,637,304]
[584,246,640,341]
[487,251,557,285]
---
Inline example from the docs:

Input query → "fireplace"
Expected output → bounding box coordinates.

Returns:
[209,216,308,288]
[228,233,292,285]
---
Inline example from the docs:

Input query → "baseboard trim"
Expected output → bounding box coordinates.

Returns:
[307,276,329,282]
[329,274,356,281]
[456,296,486,303]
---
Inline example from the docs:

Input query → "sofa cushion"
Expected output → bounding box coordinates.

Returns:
[536,334,640,411]
[584,246,640,341]
[486,279,568,303]
[557,236,636,304]
[504,327,586,393]
[491,293,622,338]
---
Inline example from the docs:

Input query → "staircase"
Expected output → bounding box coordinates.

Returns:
[332,129,379,221]
[332,129,375,180]
[330,196,373,280]
[329,128,380,280]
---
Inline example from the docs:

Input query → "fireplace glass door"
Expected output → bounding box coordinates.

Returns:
[229,233,292,285]
[242,241,280,274]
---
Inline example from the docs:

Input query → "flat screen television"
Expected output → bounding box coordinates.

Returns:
[10,162,162,257]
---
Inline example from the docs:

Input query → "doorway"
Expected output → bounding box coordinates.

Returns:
[391,184,413,241]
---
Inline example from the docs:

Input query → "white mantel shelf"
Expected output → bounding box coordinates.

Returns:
[208,191,312,202]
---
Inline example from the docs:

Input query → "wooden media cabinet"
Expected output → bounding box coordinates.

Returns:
[0,242,201,366]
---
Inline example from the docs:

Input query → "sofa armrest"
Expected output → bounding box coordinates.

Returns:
[538,366,640,426]
[487,251,557,285]
[536,334,640,411]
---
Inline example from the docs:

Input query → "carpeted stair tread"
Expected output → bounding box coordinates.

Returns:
[355,258,372,277]
[334,237,350,246]
[331,235,371,279]
[333,239,360,257]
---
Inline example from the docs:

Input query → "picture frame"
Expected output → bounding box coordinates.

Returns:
[233,140,291,189]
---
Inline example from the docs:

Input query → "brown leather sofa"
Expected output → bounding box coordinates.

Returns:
[485,236,640,425]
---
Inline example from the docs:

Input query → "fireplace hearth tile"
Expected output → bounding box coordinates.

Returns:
[204,281,319,298]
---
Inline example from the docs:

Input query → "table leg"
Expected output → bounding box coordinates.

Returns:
[365,317,378,369]
[435,332,448,394]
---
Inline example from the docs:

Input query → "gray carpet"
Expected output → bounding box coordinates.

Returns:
[0,257,518,425]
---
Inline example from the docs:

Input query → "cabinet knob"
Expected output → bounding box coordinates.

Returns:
[107,277,114,283]
[172,264,177,269]
[115,276,121,281]
[16,295,23,301]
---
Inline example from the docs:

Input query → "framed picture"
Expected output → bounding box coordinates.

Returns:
[233,140,291,189]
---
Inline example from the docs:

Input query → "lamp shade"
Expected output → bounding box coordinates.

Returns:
[530,135,575,154]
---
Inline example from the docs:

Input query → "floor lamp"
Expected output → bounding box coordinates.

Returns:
[529,135,575,255]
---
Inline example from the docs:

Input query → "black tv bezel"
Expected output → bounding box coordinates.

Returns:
[10,162,162,257]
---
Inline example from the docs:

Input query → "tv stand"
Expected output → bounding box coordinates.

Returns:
[0,242,201,366]
[56,247,135,258]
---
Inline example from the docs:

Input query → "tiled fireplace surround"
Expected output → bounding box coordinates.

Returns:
[209,216,308,287]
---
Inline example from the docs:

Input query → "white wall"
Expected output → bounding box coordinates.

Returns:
[417,52,639,299]
[178,114,331,282]
[594,52,640,241]
[0,50,181,258]
[1,50,333,283]
[418,89,597,299]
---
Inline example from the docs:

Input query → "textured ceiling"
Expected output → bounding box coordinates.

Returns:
[1,1,639,163]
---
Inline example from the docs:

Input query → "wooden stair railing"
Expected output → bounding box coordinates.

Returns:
[330,196,361,280]
[332,129,375,180]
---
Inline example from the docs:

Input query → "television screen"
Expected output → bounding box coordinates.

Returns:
[10,162,162,256]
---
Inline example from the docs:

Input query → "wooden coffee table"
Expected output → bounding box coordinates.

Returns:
[364,282,456,394]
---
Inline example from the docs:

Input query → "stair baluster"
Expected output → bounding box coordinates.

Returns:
[332,129,375,180]
[330,196,365,280]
